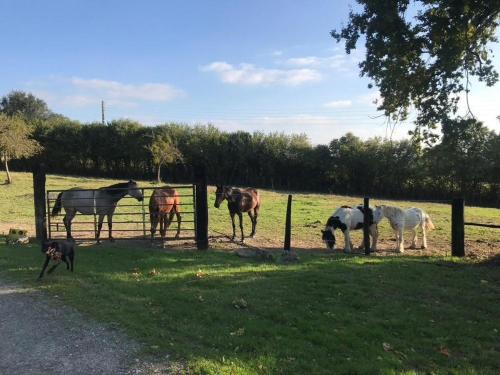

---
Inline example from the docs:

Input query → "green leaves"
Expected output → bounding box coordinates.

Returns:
[332,1,500,135]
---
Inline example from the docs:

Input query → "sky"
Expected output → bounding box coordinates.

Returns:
[1,0,499,145]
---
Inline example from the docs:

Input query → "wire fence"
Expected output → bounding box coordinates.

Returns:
[46,185,197,241]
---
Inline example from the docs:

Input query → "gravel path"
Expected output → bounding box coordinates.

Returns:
[0,278,170,375]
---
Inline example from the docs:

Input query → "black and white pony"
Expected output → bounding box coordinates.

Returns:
[321,205,382,253]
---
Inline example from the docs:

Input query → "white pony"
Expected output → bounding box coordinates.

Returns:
[374,205,435,253]
[322,205,381,253]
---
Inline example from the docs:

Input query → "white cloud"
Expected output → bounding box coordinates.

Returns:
[324,100,352,108]
[283,53,361,72]
[26,76,184,110]
[285,56,321,67]
[70,77,184,102]
[201,61,322,86]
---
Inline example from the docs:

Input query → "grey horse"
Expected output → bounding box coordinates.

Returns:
[51,180,144,243]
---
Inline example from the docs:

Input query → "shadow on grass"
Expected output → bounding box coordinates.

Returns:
[1,242,499,374]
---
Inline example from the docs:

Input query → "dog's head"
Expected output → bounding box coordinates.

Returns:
[41,240,59,254]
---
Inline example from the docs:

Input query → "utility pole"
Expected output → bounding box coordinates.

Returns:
[101,100,105,125]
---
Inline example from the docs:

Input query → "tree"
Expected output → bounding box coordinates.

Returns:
[0,113,42,183]
[148,134,183,183]
[332,1,500,138]
[426,118,494,194]
[0,91,54,122]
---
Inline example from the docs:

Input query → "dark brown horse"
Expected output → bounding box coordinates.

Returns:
[149,188,182,247]
[214,185,261,242]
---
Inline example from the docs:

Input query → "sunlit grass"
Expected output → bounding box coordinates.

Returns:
[0,242,499,374]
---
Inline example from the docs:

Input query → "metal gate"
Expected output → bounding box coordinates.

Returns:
[46,185,197,241]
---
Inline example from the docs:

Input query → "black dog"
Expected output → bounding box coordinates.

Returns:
[38,240,75,280]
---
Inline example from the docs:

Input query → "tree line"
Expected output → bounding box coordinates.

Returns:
[1,91,499,206]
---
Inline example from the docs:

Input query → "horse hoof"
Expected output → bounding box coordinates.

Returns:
[421,246,427,249]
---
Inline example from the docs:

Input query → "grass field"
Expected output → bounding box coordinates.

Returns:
[1,172,499,374]
[1,172,499,258]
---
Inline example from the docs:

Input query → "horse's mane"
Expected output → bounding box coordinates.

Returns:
[100,181,130,190]
[381,205,405,217]
[99,181,131,197]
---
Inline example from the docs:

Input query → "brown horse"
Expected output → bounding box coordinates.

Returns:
[214,185,261,242]
[149,188,182,247]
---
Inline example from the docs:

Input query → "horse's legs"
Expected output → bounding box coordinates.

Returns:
[159,214,167,248]
[410,229,417,249]
[369,224,379,251]
[96,214,105,244]
[422,225,428,249]
[229,211,236,241]
[174,209,181,239]
[396,227,404,253]
[343,229,352,253]
[63,210,76,240]
[248,210,256,238]
[150,213,159,244]
[107,214,114,242]
[253,207,259,236]
[237,212,244,242]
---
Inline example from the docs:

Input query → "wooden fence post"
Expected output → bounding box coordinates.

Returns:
[451,198,465,257]
[363,197,371,255]
[194,165,209,250]
[33,163,47,241]
[284,194,292,251]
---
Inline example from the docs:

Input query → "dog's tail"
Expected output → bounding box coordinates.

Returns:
[51,192,63,217]
[424,214,435,231]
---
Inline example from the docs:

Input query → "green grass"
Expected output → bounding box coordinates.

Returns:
[0,173,500,258]
[1,171,499,373]
[1,172,499,257]
[1,242,499,374]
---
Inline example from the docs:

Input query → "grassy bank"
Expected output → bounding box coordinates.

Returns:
[1,242,499,374]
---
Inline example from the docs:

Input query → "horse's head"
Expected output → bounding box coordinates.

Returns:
[214,185,231,208]
[127,180,144,202]
[321,229,336,250]
[373,205,385,223]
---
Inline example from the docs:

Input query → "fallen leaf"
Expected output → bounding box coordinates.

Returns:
[230,327,245,336]
[148,268,159,277]
[196,269,208,278]
[232,298,248,309]
[438,346,451,357]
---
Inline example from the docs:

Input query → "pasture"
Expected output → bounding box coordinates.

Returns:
[1,172,499,374]
[1,172,498,258]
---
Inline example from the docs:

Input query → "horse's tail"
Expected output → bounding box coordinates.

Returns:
[424,214,435,231]
[51,192,63,217]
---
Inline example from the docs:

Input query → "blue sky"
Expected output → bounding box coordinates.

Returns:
[1,0,499,144]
